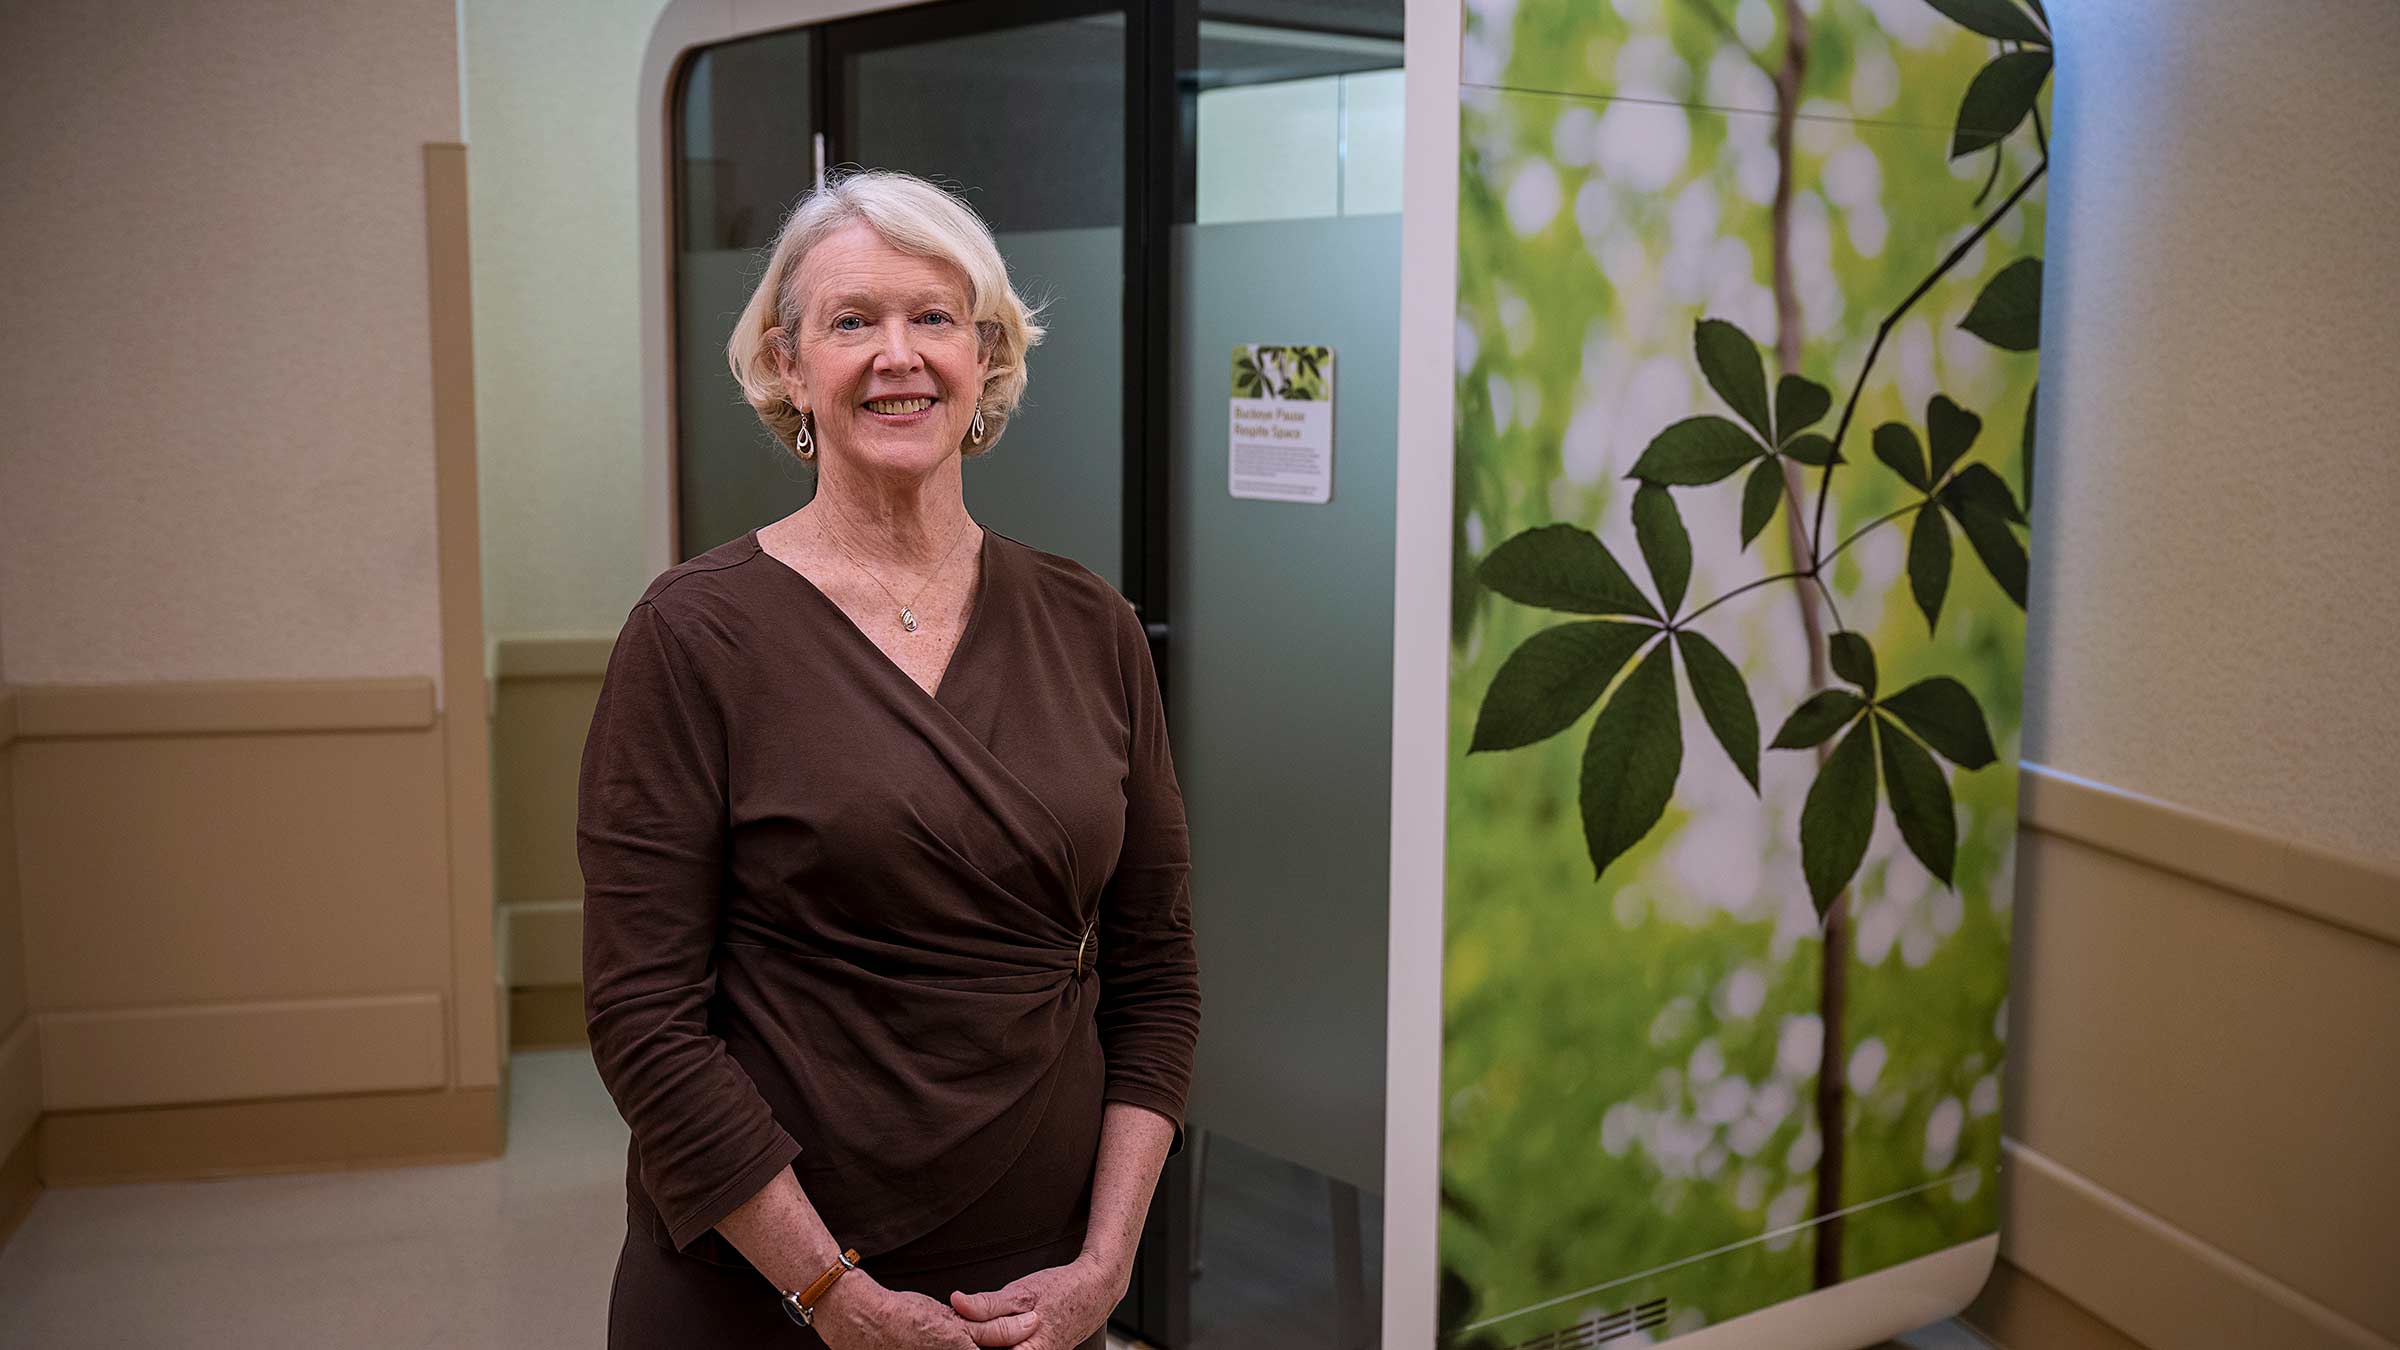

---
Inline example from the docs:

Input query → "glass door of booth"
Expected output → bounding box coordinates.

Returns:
[666,4,1402,1345]
[670,0,1146,598]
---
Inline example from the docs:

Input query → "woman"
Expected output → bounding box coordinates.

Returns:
[579,169,1199,1349]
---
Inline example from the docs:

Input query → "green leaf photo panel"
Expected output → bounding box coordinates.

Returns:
[1443,0,2051,1343]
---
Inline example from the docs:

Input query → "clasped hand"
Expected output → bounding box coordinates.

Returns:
[817,1253,1122,1350]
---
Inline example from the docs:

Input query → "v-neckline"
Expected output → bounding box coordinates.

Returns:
[750,524,995,708]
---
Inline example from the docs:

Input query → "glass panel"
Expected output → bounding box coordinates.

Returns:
[1166,207,1401,1345]
[672,27,819,560]
[1171,7,1402,1342]
[845,16,1127,587]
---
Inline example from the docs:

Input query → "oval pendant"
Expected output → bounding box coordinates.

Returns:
[900,607,919,633]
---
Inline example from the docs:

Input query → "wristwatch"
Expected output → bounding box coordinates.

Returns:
[781,1248,860,1328]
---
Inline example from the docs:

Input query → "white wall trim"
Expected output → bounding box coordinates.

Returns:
[1383,1,1460,1345]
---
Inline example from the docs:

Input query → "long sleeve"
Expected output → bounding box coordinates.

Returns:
[578,600,800,1251]
[1093,599,1202,1151]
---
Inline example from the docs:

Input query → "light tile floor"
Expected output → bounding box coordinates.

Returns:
[0,1051,1991,1348]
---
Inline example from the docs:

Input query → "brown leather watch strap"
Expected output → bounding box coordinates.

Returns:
[783,1247,860,1327]
[798,1248,860,1308]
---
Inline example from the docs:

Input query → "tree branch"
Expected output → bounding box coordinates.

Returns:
[1806,160,2047,558]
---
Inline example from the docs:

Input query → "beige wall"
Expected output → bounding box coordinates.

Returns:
[0,1,500,1187]
[464,0,677,641]
[1993,4,2400,1345]
[2026,0,2400,864]
[0,0,462,706]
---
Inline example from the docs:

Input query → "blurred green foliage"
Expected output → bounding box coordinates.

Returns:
[1443,0,2049,1341]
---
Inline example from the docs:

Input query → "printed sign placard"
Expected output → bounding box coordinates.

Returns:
[1229,344,1334,504]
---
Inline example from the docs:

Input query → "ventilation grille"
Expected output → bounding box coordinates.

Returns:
[1501,1298,1669,1350]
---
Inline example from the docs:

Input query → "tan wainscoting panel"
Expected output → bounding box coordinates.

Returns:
[506,900,584,988]
[13,719,452,1009]
[39,993,448,1111]
[491,642,609,909]
[2007,767,2400,1347]
[39,1084,503,1185]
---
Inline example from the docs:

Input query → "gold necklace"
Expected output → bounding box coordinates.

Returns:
[814,512,977,634]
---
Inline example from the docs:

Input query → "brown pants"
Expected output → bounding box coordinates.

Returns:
[607,1226,1111,1348]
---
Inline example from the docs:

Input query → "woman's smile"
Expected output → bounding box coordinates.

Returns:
[863,394,939,422]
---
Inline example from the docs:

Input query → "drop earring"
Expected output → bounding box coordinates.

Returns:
[968,404,987,445]
[794,409,815,459]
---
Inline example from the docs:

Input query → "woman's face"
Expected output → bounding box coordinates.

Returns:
[777,221,990,477]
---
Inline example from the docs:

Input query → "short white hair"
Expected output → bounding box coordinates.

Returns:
[727,169,1044,457]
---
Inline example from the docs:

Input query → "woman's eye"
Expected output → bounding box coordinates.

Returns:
[834,315,865,331]
[920,312,952,326]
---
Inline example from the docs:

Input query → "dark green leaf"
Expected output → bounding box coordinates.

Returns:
[1782,432,1838,468]
[1675,629,1759,791]
[1578,642,1683,879]
[1873,422,1929,492]
[2022,382,2039,507]
[1772,689,1867,750]
[1961,258,2044,351]
[1774,374,1832,443]
[1739,458,1784,550]
[1877,713,1958,885]
[1954,502,2030,608]
[1880,676,1999,769]
[1695,318,1773,442]
[1829,630,1877,698]
[1926,394,1982,483]
[1941,462,2027,524]
[1960,508,2029,607]
[1631,484,1692,616]
[1469,621,1657,753]
[1908,506,1953,633]
[1952,51,2053,159]
[1629,416,1767,486]
[1800,718,1879,916]
[1925,0,2049,45]
[1478,523,1660,619]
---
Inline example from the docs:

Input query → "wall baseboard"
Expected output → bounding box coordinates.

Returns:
[0,1121,37,1249]
[0,1016,40,1160]
[38,1084,503,1186]
[508,985,589,1049]
[39,993,449,1112]
[504,900,583,988]
[1998,1139,2395,1350]
[1965,1258,2146,1350]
